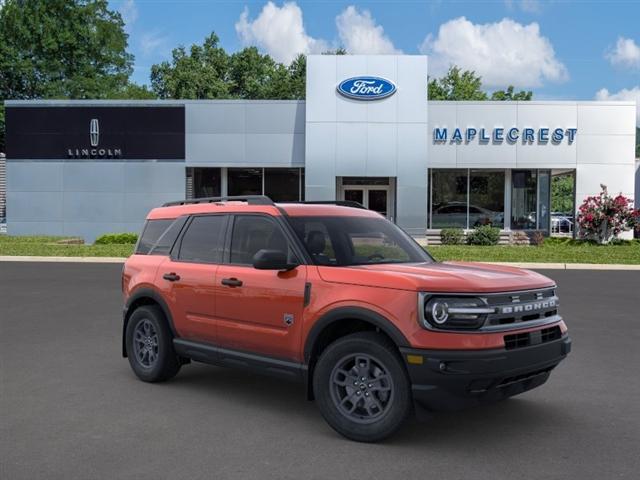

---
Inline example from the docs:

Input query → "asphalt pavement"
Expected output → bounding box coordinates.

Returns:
[1,262,639,480]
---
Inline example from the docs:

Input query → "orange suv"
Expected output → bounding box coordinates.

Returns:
[122,196,571,442]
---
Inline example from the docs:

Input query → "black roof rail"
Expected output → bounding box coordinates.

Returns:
[162,195,274,207]
[290,200,367,210]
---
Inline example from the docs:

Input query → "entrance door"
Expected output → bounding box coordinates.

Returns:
[340,183,393,221]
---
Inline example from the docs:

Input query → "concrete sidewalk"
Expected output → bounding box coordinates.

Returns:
[2,255,640,270]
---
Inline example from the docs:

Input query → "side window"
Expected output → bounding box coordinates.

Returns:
[149,216,188,256]
[177,215,226,263]
[230,215,292,265]
[298,221,337,265]
[136,219,173,254]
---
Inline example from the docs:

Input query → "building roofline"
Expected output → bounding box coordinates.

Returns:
[3,99,305,107]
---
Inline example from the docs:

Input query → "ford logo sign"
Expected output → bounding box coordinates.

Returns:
[337,76,396,100]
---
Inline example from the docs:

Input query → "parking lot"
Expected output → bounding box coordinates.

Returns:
[1,262,639,480]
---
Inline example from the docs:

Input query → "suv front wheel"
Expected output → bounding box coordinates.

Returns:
[125,305,181,382]
[313,332,412,442]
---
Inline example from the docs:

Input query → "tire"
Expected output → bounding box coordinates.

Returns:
[313,332,412,442]
[125,305,181,382]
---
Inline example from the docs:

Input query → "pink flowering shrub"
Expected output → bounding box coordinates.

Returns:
[577,184,640,243]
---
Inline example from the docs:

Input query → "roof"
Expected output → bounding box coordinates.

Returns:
[146,200,380,220]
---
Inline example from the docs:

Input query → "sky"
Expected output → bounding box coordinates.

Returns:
[112,0,640,121]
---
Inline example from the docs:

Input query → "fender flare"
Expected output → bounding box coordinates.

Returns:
[122,287,177,357]
[303,306,410,363]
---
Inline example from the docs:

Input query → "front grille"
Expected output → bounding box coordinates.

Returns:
[504,326,562,350]
[484,288,559,328]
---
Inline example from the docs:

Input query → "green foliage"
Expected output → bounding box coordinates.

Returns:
[428,242,640,264]
[428,67,488,101]
[490,86,533,101]
[551,174,575,213]
[94,233,138,245]
[0,0,148,151]
[150,33,306,100]
[440,228,464,245]
[466,225,501,245]
[428,67,532,102]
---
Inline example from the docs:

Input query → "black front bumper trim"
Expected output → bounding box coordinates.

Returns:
[400,335,571,412]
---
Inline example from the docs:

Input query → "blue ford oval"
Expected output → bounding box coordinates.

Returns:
[337,76,397,100]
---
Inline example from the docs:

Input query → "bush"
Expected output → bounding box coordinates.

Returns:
[577,184,640,243]
[531,231,545,246]
[440,228,464,245]
[94,233,138,245]
[466,225,500,246]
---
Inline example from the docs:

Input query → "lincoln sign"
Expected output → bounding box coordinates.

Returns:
[433,127,578,145]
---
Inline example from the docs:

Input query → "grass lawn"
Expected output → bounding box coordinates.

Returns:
[427,243,640,264]
[0,236,135,257]
[1,235,639,264]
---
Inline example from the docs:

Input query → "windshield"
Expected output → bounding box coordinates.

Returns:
[288,216,433,266]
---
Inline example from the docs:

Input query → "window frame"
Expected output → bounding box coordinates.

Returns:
[170,213,230,265]
[223,213,306,267]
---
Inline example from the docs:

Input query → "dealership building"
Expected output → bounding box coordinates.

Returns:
[2,55,638,241]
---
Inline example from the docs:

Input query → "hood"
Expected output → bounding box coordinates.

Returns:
[316,261,554,293]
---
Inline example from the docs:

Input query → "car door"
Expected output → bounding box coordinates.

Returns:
[157,214,228,344]
[214,214,307,362]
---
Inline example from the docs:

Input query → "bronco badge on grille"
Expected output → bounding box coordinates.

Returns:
[499,298,557,315]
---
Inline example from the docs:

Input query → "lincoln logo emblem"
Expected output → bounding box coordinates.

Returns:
[90,119,99,147]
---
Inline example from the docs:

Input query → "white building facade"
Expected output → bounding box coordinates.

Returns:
[3,54,637,241]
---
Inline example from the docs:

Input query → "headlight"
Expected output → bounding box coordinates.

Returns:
[422,296,495,330]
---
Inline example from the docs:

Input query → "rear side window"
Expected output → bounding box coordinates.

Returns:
[136,219,173,254]
[149,216,188,256]
[229,215,294,265]
[177,215,227,263]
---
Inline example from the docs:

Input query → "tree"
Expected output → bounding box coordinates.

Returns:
[0,0,144,151]
[551,174,575,213]
[428,67,487,101]
[150,33,230,99]
[491,86,533,101]
[428,66,533,101]
[150,33,308,101]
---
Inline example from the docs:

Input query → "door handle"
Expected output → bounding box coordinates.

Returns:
[163,272,181,282]
[221,277,243,287]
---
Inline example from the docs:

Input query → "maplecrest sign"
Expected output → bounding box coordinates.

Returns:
[433,127,577,144]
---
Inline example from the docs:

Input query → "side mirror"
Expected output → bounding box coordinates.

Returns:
[252,249,298,271]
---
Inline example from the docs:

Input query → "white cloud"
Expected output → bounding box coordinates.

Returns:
[595,86,640,124]
[235,2,328,64]
[606,37,640,70]
[140,31,167,56]
[335,6,401,55]
[119,0,138,33]
[420,17,568,88]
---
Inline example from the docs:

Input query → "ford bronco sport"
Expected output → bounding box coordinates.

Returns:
[122,196,571,442]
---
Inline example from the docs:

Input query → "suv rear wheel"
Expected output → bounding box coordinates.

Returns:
[125,305,181,382]
[313,332,411,442]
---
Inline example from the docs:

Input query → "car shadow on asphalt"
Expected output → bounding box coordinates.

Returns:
[158,362,572,446]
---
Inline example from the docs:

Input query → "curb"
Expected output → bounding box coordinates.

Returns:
[1,256,640,270]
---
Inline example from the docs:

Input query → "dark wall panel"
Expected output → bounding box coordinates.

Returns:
[6,106,185,160]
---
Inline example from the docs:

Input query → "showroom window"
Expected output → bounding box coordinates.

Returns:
[228,168,263,196]
[227,168,304,201]
[428,169,505,230]
[429,169,550,231]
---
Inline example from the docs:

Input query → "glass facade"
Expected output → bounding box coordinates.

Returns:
[469,170,505,228]
[430,169,468,228]
[189,167,304,202]
[429,169,550,231]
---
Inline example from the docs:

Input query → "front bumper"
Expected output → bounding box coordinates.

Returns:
[400,334,571,412]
